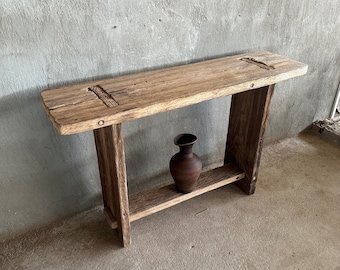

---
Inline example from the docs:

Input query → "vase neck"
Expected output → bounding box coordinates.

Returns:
[179,144,194,157]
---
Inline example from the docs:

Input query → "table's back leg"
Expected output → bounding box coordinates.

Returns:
[224,85,275,195]
[94,124,131,247]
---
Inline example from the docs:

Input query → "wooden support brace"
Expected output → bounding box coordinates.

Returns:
[93,124,131,247]
[225,85,275,195]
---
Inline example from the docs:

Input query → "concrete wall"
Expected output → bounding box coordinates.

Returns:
[1,0,339,241]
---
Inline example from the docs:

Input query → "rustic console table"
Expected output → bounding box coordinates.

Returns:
[41,51,307,247]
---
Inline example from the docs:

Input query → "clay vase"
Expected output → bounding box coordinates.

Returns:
[169,133,202,193]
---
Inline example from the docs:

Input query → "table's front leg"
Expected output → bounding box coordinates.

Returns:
[225,85,275,195]
[94,124,131,247]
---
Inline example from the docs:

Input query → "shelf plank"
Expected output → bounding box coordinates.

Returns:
[105,163,245,229]
[41,51,307,135]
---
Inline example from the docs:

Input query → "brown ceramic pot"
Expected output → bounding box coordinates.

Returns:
[169,133,202,193]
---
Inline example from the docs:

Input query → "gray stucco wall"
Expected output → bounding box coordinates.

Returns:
[1,0,339,241]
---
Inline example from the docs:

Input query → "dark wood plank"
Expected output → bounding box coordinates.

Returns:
[93,128,111,211]
[224,85,275,195]
[93,124,131,247]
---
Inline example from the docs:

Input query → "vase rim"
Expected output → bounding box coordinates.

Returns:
[174,133,198,146]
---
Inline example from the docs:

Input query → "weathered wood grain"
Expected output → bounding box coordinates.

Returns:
[104,163,245,229]
[41,51,307,247]
[224,85,275,195]
[93,124,131,247]
[41,51,307,135]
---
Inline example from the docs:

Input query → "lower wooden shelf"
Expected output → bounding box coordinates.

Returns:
[104,163,245,229]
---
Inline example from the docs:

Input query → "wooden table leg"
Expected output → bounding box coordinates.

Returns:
[224,85,275,195]
[93,124,131,247]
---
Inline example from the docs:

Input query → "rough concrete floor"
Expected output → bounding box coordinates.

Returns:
[1,132,340,270]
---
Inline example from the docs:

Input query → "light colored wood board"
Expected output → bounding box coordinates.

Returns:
[107,124,131,247]
[225,85,274,195]
[41,51,308,135]
[104,163,244,229]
